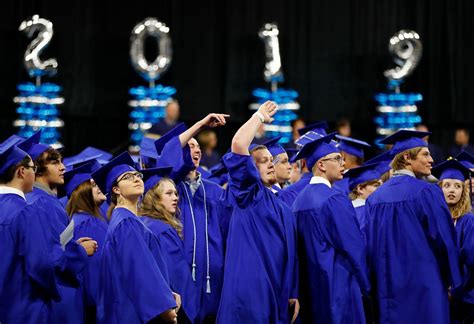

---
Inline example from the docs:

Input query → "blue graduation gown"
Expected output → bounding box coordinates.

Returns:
[143,216,198,321]
[97,208,176,323]
[454,213,474,304]
[72,212,108,319]
[279,172,312,208]
[365,175,462,323]
[158,136,225,322]
[26,188,87,324]
[333,177,350,196]
[293,179,369,324]
[217,153,298,324]
[0,194,85,323]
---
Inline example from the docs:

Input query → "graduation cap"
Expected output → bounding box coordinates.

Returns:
[432,159,472,182]
[0,134,25,151]
[140,136,159,168]
[297,121,329,137]
[142,166,174,193]
[344,162,381,191]
[379,130,430,156]
[91,152,137,195]
[455,151,474,169]
[65,147,112,166]
[286,148,298,163]
[63,160,102,198]
[64,153,103,171]
[292,132,339,169]
[262,136,286,157]
[335,135,371,159]
[295,131,325,149]
[365,150,392,176]
[17,131,50,160]
[154,122,187,155]
[0,142,29,177]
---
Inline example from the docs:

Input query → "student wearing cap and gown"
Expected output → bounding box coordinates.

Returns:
[279,131,325,208]
[0,142,69,322]
[261,137,292,190]
[217,101,299,324]
[154,113,229,323]
[333,135,371,195]
[91,152,179,324]
[292,132,369,324]
[365,130,462,324]
[344,163,383,236]
[140,167,198,323]
[19,132,97,324]
[63,161,108,323]
[432,159,474,322]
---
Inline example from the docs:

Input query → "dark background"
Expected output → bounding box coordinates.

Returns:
[0,0,473,158]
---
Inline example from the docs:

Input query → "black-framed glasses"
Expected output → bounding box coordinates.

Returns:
[320,156,345,166]
[117,172,143,182]
[23,164,37,173]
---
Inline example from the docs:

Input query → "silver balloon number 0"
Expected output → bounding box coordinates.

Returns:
[130,18,172,86]
[384,30,422,81]
[19,15,58,78]
[258,23,284,84]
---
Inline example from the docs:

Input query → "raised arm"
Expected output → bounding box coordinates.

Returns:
[231,101,277,155]
[178,113,230,147]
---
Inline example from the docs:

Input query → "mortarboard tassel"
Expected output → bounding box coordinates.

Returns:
[206,276,211,294]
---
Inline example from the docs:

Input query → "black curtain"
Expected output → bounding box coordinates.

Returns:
[0,0,473,156]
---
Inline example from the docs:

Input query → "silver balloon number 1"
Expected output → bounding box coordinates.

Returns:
[130,18,172,87]
[384,30,422,88]
[258,23,284,91]
[19,15,58,86]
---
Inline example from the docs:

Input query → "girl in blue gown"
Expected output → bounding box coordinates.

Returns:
[139,168,197,323]
[91,152,180,323]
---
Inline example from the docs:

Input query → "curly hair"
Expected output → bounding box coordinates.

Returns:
[139,178,183,238]
[439,180,472,220]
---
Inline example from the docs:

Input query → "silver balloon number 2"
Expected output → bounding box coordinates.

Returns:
[384,30,422,81]
[19,15,58,83]
[130,18,172,87]
[259,23,284,90]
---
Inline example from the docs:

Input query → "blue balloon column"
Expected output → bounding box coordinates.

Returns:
[128,85,176,151]
[250,22,300,144]
[374,80,422,148]
[13,82,65,148]
[249,88,300,144]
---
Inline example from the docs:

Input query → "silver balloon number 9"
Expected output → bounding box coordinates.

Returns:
[19,15,58,78]
[258,23,283,84]
[130,18,172,85]
[384,30,422,81]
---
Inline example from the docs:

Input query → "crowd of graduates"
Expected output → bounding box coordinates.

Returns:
[0,100,473,324]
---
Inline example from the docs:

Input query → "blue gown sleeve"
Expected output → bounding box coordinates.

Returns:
[323,194,370,295]
[418,186,462,290]
[459,215,474,268]
[17,204,62,301]
[113,218,177,322]
[222,152,263,207]
[156,136,195,182]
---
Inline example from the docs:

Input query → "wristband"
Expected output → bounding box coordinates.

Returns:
[253,111,265,123]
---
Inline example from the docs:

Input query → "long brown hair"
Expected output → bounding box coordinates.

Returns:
[139,178,183,237]
[66,180,102,218]
[439,180,472,220]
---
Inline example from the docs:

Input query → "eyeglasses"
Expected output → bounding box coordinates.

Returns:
[320,156,345,166]
[23,164,37,173]
[117,172,143,182]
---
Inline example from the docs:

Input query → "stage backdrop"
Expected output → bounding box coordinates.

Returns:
[0,0,473,155]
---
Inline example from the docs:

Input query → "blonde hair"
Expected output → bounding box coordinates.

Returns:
[139,178,183,237]
[439,180,472,220]
[390,147,423,171]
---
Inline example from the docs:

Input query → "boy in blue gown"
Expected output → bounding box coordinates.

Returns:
[217,101,299,324]
[0,141,80,322]
[153,114,229,323]
[292,132,369,324]
[365,130,462,323]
